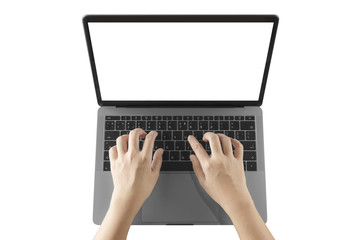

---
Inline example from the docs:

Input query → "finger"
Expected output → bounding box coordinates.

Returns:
[128,128,147,152]
[151,148,164,173]
[116,134,129,155]
[231,138,243,160]
[216,134,233,155]
[188,135,209,162]
[109,146,118,161]
[202,132,222,156]
[142,131,158,156]
[190,154,206,185]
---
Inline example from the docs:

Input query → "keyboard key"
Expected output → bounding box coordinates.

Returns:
[198,140,207,149]
[241,141,256,150]
[104,151,109,160]
[199,121,208,130]
[139,140,144,150]
[181,151,190,160]
[141,116,150,120]
[214,116,223,120]
[183,131,193,140]
[173,116,182,120]
[156,131,162,140]
[244,151,257,160]
[235,131,245,140]
[154,141,164,150]
[225,116,234,120]
[194,116,203,120]
[157,121,167,130]
[246,161,257,171]
[206,143,211,150]
[246,131,256,140]
[163,116,172,120]
[152,116,161,120]
[104,141,116,150]
[245,116,255,120]
[214,130,224,134]
[104,162,110,171]
[204,116,213,120]
[186,141,192,150]
[225,131,234,138]
[173,131,182,140]
[241,121,255,130]
[220,121,229,130]
[170,151,180,160]
[194,131,203,140]
[189,121,198,130]
[162,151,169,160]
[164,141,174,150]
[146,121,156,130]
[184,116,192,120]
[230,121,240,130]
[132,116,141,120]
[116,121,125,130]
[106,116,120,120]
[121,116,130,120]
[209,121,218,130]
[120,130,129,135]
[126,121,135,130]
[175,141,185,150]
[235,116,244,120]
[178,121,188,130]
[162,131,171,140]
[105,131,119,140]
[168,121,177,130]
[136,121,146,130]
[105,121,115,130]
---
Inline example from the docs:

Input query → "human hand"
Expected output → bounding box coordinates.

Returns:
[108,128,163,210]
[94,129,163,240]
[188,132,251,213]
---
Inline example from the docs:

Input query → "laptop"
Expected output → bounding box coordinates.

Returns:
[83,14,279,225]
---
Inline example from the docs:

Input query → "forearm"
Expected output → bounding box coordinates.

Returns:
[225,193,274,240]
[94,196,140,240]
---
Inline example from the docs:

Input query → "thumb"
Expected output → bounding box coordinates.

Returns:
[151,148,163,173]
[190,154,206,185]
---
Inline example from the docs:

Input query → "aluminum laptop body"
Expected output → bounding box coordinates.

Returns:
[83,15,279,225]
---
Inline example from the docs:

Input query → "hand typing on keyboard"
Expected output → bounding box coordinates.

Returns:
[109,129,163,207]
[188,132,250,212]
[94,128,164,240]
[188,132,274,240]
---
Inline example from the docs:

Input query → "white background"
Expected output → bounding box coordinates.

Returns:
[0,1,359,240]
[90,22,272,100]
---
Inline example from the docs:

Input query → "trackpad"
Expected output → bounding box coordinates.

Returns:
[141,173,219,224]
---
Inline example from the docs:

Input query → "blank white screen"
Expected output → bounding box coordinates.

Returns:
[89,22,273,101]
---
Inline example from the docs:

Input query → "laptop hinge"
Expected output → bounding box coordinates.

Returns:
[115,105,246,108]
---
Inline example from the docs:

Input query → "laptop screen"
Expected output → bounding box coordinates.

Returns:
[88,22,274,101]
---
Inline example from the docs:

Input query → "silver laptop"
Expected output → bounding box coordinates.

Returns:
[83,15,279,225]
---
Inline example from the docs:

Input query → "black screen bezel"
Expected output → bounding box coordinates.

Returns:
[83,14,279,107]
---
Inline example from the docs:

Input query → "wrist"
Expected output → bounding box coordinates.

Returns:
[222,190,254,217]
[110,192,142,218]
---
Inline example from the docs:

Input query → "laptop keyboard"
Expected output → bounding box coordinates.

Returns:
[103,115,257,172]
